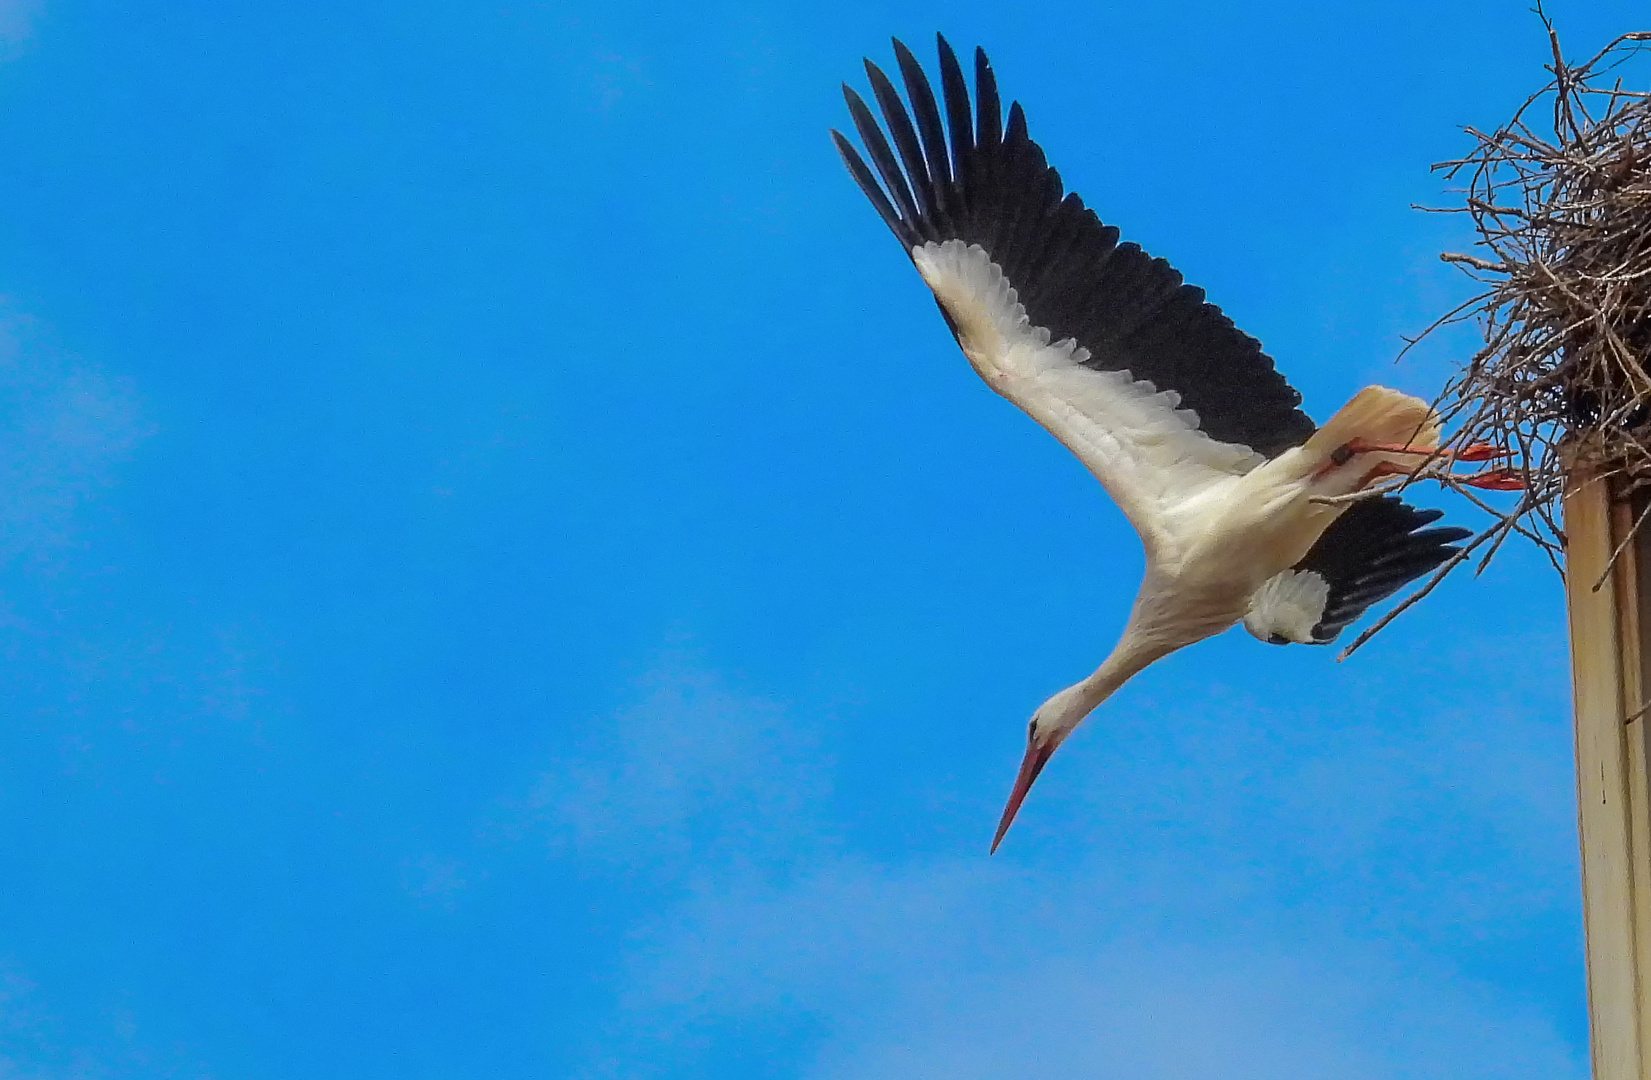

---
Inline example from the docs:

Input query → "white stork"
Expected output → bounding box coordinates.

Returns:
[831,36,1516,852]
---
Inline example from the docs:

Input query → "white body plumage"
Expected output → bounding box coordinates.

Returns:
[833,37,1477,849]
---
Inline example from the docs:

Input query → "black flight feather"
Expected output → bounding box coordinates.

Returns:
[835,34,1316,458]
[892,39,953,226]
[1293,497,1471,644]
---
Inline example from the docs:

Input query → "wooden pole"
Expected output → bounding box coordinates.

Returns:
[1566,460,1651,1080]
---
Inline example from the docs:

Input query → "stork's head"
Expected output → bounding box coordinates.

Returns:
[989,685,1092,853]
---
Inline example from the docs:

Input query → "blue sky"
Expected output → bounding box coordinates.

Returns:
[0,0,1637,1076]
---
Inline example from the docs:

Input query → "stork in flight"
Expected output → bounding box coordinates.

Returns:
[831,36,1515,852]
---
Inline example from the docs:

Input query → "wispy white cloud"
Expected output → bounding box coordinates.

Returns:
[586,851,1580,1080]
[0,311,150,570]
[508,660,834,873]
[0,0,39,55]
[401,853,471,911]
[0,963,51,1080]
[0,957,217,1079]
[537,628,1581,1079]
[799,940,1576,1080]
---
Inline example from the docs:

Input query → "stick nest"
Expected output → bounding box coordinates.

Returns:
[1340,19,1651,658]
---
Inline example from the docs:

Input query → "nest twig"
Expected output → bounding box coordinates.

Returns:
[1340,12,1651,660]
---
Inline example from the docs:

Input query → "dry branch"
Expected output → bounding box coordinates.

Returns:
[1350,15,1651,657]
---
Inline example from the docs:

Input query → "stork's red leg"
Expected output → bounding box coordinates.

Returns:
[1315,440,1516,485]
[1344,438,1510,461]
[1358,460,1523,491]
[1344,439,1433,457]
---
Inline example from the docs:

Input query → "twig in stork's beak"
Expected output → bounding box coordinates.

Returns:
[990,733,1060,854]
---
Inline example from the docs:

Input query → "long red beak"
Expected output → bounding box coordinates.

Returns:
[990,737,1058,853]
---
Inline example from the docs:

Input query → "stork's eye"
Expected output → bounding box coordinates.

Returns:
[1330,443,1354,466]
[1027,718,1038,740]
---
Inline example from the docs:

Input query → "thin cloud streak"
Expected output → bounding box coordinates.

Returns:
[0,0,38,54]
[541,633,1580,1079]
[574,847,1581,1080]
[0,312,149,571]
[589,852,1581,1080]
[510,661,836,874]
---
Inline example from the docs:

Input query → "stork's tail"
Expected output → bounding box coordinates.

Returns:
[1305,386,1440,464]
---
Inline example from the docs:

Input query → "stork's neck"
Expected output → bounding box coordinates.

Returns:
[1091,637,1167,705]
[1050,631,1174,735]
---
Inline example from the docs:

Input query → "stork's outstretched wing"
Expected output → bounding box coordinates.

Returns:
[1244,497,1471,645]
[831,35,1315,547]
